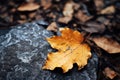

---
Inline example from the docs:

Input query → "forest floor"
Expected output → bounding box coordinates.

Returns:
[0,0,120,80]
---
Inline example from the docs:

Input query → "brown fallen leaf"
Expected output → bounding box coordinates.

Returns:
[100,5,115,14]
[58,1,74,24]
[47,12,56,19]
[43,28,91,73]
[94,0,104,11]
[47,22,58,32]
[73,2,81,10]
[103,67,117,79]
[75,10,92,22]
[58,16,72,24]
[41,0,52,10]
[93,37,120,53]
[81,21,106,33]
[18,2,40,11]
[96,17,110,25]
[63,1,74,17]
[29,12,36,19]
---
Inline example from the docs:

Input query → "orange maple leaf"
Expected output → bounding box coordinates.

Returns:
[42,28,91,73]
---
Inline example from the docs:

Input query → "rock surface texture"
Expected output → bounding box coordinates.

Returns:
[0,21,98,80]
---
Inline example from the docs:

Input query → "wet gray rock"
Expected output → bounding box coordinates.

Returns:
[0,21,98,80]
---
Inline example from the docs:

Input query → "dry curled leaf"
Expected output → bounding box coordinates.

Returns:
[43,28,91,73]
[103,67,117,79]
[82,21,106,33]
[93,37,120,53]
[18,2,40,11]
[41,0,52,10]
[75,10,92,22]
[58,16,72,24]
[47,22,58,32]
[100,5,115,14]
[63,1,74,17]
[58,1,74,24]
[94,0,104,11]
